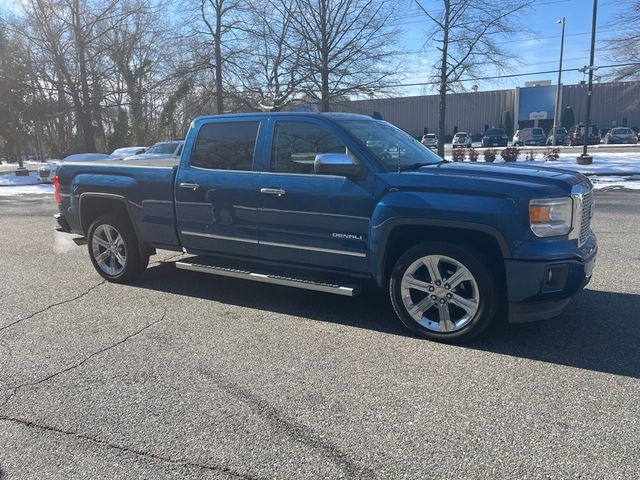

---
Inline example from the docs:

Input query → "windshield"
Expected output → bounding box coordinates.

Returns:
[339,120,442,170]
[485,129,504,136]
[612,128,632,134]
[532,128,544,136]
[146,142,180,154]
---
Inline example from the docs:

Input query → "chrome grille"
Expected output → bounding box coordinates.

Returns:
[579,191,593,246]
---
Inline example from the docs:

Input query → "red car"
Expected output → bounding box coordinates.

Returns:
[567,125,601,146]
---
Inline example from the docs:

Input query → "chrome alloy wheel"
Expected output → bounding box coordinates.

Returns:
[400,255,480,333]
[91,224,127,276]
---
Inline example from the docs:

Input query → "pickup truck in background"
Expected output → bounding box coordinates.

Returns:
[53,113,597,342]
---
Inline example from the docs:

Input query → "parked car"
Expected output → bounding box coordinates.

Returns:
[546,127,568,146]
[123,140,183,161]
[38,153,110,183]
[452,132,472,148]
[421,133,438,148]
[481,128,508,147]
[54,112,597,343]
[512,128,546,146]
[603,127,638,144]
[567,125,601,146]
[108,147,146,159]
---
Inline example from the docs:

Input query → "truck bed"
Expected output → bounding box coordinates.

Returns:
[56,157,180,250]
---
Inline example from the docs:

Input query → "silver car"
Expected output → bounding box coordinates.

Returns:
[452,132,472,148]
[421,133,438,148]
[124,141,183,161]
[108,147,147,159]
[604,127,638,144]
[37,153,110,183]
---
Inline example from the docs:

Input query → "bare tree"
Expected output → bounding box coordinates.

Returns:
[606,0,640,81]
[415,0,533,157]
[105,0,175,146]
[239,0,305,111]
[198,0,248,114]
[19,0,125,151]
[291,0,401,112]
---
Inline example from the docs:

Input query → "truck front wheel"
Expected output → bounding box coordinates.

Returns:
[87,214,149,283]
[389,242,498,342]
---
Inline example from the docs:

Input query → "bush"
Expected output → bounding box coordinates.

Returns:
[544,147,560,161]
[452,147,465,162]
[467,148,479,162]
[483,148,497,163]
[525,149,536,161]
[501,146,520,162]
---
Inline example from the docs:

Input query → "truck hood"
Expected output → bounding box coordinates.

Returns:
[383,161,589,197]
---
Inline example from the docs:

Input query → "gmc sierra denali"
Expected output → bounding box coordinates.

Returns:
[54,113,597,342]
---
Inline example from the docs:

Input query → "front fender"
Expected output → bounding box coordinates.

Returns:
[369,190,517,285]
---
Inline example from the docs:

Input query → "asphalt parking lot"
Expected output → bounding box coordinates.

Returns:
[0,190,639,479]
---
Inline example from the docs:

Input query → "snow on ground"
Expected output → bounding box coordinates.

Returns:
[445,151,640,173]
[590,176,640,190]
[540,152,640,175]
[0,171,54,195]
[445,150,640,188]
[0,171,39,186]
[0,184,54,196]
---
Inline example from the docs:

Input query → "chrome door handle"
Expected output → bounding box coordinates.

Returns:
[179,182,200,190]
[260,188,286,196]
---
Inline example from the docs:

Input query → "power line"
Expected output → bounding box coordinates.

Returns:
[386,62,640,88]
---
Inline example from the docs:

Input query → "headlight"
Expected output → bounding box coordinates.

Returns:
[529,197,573,237]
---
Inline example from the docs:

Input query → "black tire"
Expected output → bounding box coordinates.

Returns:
[389,241,500,342]
[87,214,149,283]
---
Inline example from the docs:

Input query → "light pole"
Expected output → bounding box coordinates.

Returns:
[552,17,565,147]
[578,0,598,165]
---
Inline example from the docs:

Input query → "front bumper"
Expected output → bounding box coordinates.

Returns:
[505,243,597,323]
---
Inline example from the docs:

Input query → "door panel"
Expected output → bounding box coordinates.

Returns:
[258,120,375,273]
[175,120,262,258]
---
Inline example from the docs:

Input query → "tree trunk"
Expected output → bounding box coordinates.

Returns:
[437,0,450,158]
[319,0,330,112]
[73,0,96,151]
[214,2,224,114]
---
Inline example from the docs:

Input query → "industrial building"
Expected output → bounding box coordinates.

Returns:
[331,80,640,138]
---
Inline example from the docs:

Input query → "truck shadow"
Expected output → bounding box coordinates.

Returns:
[136,263,640,379]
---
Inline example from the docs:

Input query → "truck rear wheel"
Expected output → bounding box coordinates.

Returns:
[87,214,149,283]
[389,242,498,342]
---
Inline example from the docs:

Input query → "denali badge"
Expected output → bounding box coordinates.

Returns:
[332,233,363,240]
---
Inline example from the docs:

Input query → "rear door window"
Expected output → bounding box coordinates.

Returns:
[191,122,260,171]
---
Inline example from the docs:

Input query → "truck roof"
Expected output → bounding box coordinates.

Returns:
[192,112,374,122]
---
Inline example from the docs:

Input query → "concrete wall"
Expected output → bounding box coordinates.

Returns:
[562,81,640,130]
[331,81,640,137]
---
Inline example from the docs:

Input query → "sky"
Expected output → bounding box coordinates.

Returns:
[1,0,622,97]
[395,0,620,96]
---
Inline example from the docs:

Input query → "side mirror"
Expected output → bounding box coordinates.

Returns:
[314,153,365,179]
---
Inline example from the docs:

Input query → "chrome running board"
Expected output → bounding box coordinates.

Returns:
[175,261,359,297]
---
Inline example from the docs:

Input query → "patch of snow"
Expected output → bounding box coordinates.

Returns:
[590,176,640,190]
[0,184,54,196]
[0,171,39,186]
[447,151,640,176]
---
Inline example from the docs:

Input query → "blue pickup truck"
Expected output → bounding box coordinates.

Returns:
[53,113,597,342]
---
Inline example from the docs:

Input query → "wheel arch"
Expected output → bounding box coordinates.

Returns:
[79,193,153,257]
[375,220,509,288]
